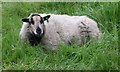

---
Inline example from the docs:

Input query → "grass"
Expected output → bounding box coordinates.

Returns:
[0,2,2,71]
[2,2,119,70]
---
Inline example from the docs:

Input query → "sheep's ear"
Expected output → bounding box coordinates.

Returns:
[22,18,29,22]
[43,15,51,22]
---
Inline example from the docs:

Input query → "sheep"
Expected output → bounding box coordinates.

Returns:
[19,13,101,51]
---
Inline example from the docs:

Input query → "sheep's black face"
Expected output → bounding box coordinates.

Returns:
[22,14,50,37]
[30,14,44,37]
[22,14,50,45]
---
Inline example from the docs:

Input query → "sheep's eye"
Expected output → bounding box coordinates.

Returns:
[31,21,34,25]
[31,18,34,24]
[40,20,43,24]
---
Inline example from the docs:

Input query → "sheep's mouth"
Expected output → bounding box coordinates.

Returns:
[31,31,41,38]
[28,29,42,46]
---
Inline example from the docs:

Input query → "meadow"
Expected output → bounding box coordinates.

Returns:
[2,2,119,70]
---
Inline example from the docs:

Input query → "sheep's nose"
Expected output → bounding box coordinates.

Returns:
[36,27,41,35]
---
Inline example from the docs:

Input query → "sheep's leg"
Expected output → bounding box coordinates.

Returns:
[19,22,30,42]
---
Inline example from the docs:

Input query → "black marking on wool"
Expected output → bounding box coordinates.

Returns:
[80,22,91,44]
[81,22,86,26]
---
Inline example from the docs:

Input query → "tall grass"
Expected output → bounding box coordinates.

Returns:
[0,2,2,71]
[2,2,118,70]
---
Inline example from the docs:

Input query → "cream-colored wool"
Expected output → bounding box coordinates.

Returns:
[20,14,101,51]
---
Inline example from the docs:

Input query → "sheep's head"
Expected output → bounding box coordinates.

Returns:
[22,14,50,38]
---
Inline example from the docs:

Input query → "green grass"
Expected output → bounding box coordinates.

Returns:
[2,2,119,70]
[0,2,2,71]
